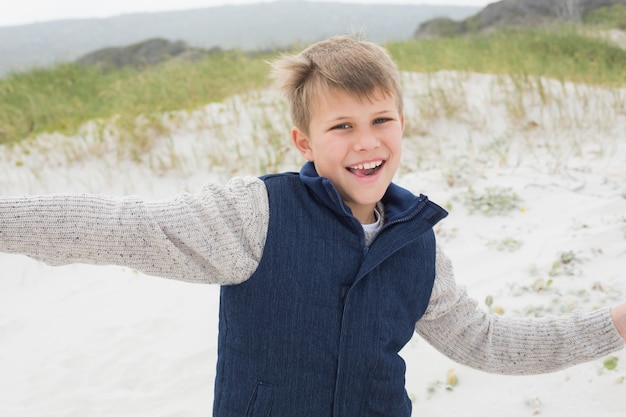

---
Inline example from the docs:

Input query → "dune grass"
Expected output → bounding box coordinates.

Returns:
[387,27,626,87]
[1,26,625,147]
[0,51,273,146]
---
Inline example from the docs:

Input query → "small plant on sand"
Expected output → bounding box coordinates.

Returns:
[603,356,620,371]
[524,397,543,415]
[486,236,524,252]
[485,295,505,315]
[461,186,522,215]
[598,357,626,384]
[549,250,580,277]
[426,368,460,397]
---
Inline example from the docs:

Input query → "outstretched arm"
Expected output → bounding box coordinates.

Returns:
[0,177,269,284]
[416,246,624,375]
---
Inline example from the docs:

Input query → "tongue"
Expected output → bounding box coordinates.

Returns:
[350,167,377,177]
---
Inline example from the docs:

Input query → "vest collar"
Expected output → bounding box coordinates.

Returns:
[298,162,445,225]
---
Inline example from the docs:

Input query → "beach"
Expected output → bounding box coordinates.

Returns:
[1,70,625,416]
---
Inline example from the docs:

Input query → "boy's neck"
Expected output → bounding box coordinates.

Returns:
[351,204,378,225]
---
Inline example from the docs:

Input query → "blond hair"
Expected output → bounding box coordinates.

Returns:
[270,36,403,134]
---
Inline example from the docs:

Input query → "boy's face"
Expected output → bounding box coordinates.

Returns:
[291,89,404,223]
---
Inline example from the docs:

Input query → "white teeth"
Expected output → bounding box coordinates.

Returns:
[350,160,383,170]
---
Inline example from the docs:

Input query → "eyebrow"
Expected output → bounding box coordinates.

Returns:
[326,110,396,122]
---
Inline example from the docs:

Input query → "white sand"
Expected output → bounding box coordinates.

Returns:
[1,71,625,416]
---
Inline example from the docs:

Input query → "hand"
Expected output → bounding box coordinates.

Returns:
[610,303,626,343]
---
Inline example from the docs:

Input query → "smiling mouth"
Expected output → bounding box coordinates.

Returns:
[347,160,385,177]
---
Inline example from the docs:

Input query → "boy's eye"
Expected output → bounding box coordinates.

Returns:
[330,118,391,130]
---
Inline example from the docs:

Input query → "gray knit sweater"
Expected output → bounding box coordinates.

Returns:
[0,176,623,374]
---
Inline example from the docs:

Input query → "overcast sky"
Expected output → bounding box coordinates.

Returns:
[0,0,492,27]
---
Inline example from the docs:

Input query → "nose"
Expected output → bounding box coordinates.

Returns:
[353,127,380,151]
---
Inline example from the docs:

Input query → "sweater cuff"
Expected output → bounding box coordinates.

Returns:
[575,307,625,357]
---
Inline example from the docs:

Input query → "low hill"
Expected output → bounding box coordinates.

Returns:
[414,0,626,38]
[76,38,222,70]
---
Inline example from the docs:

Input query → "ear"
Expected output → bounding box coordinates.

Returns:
[400,112,405,133]
[291,127,314,161]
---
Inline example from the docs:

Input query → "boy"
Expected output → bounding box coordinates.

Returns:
[1,36,625,417]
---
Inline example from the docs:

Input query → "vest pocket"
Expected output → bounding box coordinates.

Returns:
[246,382,275,417]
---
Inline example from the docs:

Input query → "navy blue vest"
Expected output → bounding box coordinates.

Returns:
[214,163,447,417]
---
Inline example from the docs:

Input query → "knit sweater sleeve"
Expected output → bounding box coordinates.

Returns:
[415,245,624,375]
[0,176,269,284]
